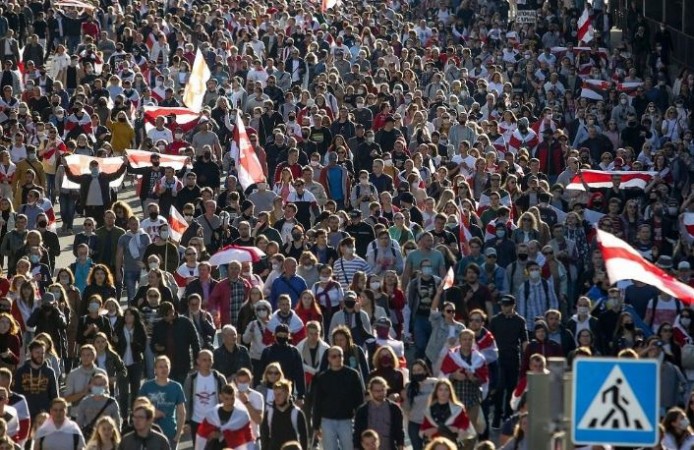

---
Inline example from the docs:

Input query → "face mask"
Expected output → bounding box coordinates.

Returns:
[90,168,99,177]
[91,386,106,396]
[383,159,393,167]
[682,318,692,327]
[370,282,381,290]
[256,310,268,319]
[272,263,281,271]
[88,303,100,313]
[577,306,590,315]
[38,220,48,228]
[360,178,368,185]
[620,98,627,105]
[292,232,303,240]
[517,253,529,261]
[59,276,70,284]
[344,299,356,309]
[412,373,426,382]
[421,267,433,276]
[310,160,319,166]
[320,276,331,283]
[623,322,635,331]
[27,153,37,161]
[175,133,183,139]
[366,137,375,144]
[679,418,690,431]
[236,383,250,392]
[160,231,169,239]
[529,270,541,280]
[302,264,314,271]
[276,336,289,345]
[356,102,364,108]
[30,255,39,264]
[343,247,354,256]
[668,207,677,215]
[496,230,506,238]
[149,262,159,270]
[149,212,158,220]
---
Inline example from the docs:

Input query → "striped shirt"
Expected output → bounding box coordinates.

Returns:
[333,256,373,290]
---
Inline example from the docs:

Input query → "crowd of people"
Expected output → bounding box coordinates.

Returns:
[0,0,692,448]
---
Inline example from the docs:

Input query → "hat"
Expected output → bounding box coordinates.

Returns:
[499,294,516,304]
[254,299,271,311]
[656,255,673,270]
[679,261,691,270]
[400,192,415,204]
[241,200,253,211]
[485,247,497,257]
[349,209,362,217]
[42,292,55,304]
[375,317,392,328]
[274,323,290,335]
[534,320,549,332]
[344,291,358,301]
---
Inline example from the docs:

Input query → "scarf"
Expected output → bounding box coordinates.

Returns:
[127,229,148,259]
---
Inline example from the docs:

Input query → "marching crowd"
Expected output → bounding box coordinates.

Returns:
[0,0,693,449]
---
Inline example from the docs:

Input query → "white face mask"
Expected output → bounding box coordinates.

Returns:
[370,281,381,290]
[256,310,268,319]
[160,231,169,239]
[236,383,250,392]
[681,318,691,327]
[149,262,159,270]
[577,306,590,315]
[320,276,330,283]
[529,270,541,280]
[383,159,393,167]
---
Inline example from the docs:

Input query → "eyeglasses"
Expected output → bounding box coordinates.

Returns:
[543,251,554,256]
[470,317,483,322]
[84,223,93,227]
[444,309,455,314]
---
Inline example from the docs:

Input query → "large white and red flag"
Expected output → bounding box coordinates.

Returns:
[62,154,125,189]
[577,7,594,44]
[580,79,611,101]
[182,49,211,113]
[566,170,657,191]
[143,106,201,133]
[230,114,265,189]
[168,205,189,242]
[442,267,455,290]
[321,0,340,12]
[125,149,188,170]
[598,230,694,303]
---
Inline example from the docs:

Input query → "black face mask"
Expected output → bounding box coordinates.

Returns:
[344,300,356,309]
[203,152,211,160]
[37,221,47,228]
[517,253,529,261]
[151,161,160,167]
[411,373,427,382]
[623,322,635,331]
[276,336,289,345]
[149,212,158,220]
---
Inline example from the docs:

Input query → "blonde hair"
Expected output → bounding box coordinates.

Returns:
[86,416,121,448]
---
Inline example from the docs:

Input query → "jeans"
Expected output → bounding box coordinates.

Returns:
[59,193,76,230]
[408,421,424,450]
[413,315,432,360]
[321,418,353,450]
[124,270,141,302]
[66,35,80,53]
[45,174,56,203]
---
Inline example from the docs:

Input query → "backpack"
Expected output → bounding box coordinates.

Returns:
[524,279,551,311]
[265,405,300,438]
[370,240,397,262]
[648,296,682,327]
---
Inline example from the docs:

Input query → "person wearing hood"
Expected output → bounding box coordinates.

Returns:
[259,323,306,402]
[519,320,563,374]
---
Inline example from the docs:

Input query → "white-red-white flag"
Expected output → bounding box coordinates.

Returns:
[182,49,211,113]
[458,210,473,256]
[566,170,656,191]
[63,154,125,189]
[442,267,455,290]
[168,205,189,242]
[577,7,594,44]
[126,149,188,170]
[321,0,339,12]
[598,230,694,303]
[143,106,201,133]
[230,114,265,189]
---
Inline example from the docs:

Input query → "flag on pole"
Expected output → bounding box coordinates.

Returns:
[577,7,594,44]
[566,170,657,191]
[182,49,211,114]
[598,230,694,303]
[442,267,455,290]
[458,211,473,256]
[230,114,265,189]
[168,205,189,242]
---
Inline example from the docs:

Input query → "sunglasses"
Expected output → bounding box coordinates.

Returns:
[444,309,455,314]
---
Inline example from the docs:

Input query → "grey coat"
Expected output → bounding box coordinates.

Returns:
[426,309,466,364]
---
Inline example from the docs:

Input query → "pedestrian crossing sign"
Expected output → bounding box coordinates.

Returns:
[572,358,659,446]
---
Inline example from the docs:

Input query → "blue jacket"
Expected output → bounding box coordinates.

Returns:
[270,274,308,308]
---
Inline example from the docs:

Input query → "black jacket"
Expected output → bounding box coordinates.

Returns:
[311,366,364,430]
[150,315,201,377]
[126,165,163,201]
[65,162,127,208]
[260,401,308,450]
[181,278,219,313]
[114,322,148,364]
[212,344,252,378]
[353,400,405,450]
[260,343,306,398]
[27,304,67,358]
